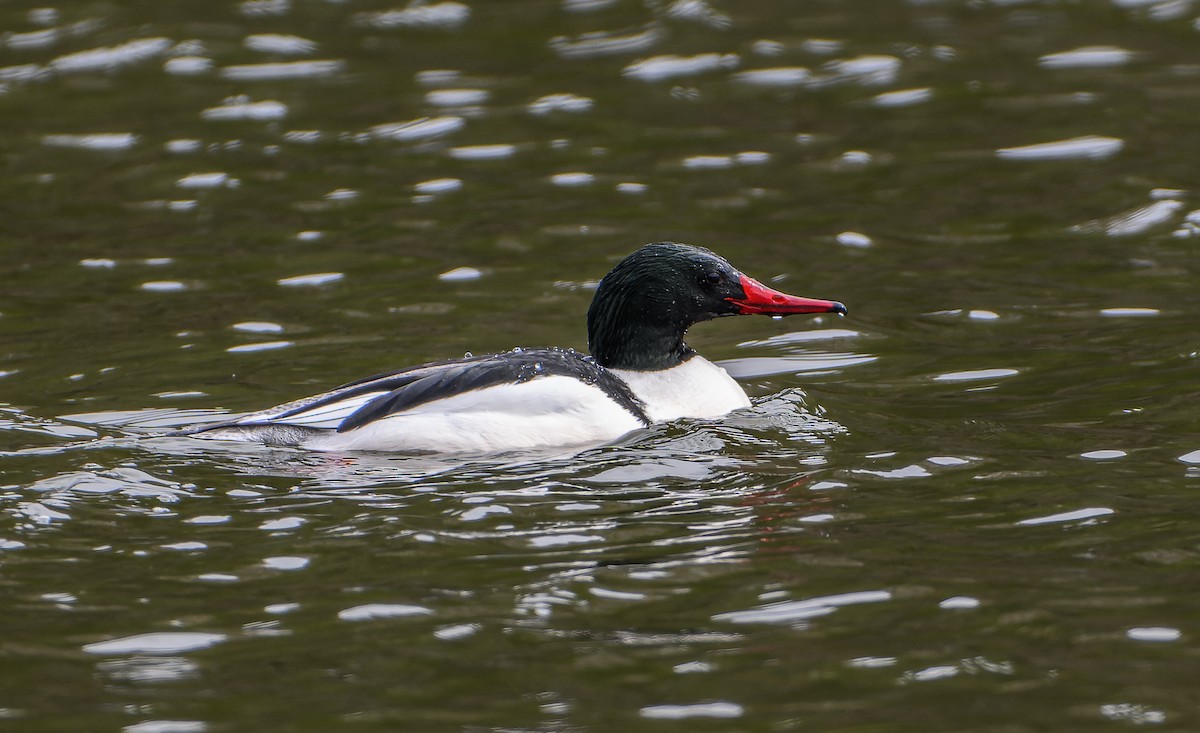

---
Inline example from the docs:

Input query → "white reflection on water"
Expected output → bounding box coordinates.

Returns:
[820,55,902,86]
[123,720,207,733]
[723,353,876,378]
[549,172,594,186]
[0,64,49,85]
[220,60,344,81]
[549,25,664,60]
[681,155,733,169]
[736,151,770,164]
[438,266,483,281]
[835,150,873,169]
[414,69,460,86]
[239,0,290,18]
[447,143,517,160]
[50,37,172,74]
[164,57,213,76]
[623,53,739,82]
[353,2,471,30]
[836,231,872,248]
[667,0,731,29]
[854,464,931,479]
[1178,450,1200,464]
[176,172,233,189]
[232,321,285,334]
[201,98,288,121]
[640,702,743,719]
[82,632,227,655]
[414,177,463,194]
[43,133,138,151]
[371,116,465,141]
[1038,45,1133,69]
[277,272,343,286]
[996,134,1123,161]
[244,33,317,55]
[847,656,897,668]
[1100,704,1167,725]
[528,93,593,115]
[140,281,188,293]
[731,67,810,87]
[1080,449,1126,460]
[97,656,201,684]
[425,88,489,106]
[262,556,310,570]
[283,131,323,144]
[226,341,293,353]
[260,517,305,531]
[903,665,959,682]
[1016,507,1114,526]
[932,368,1018,383]
[338,603,433,621]
[165,139,202,153]
[1126,627,1181,642]
[712,590,892,625]
[1075,199,1183,237]
[738,328,862,348]
[872,87,933,108]
[802,38,843,55]
[7,28,60,51]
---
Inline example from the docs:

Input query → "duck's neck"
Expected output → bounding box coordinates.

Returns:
[587,289,695,371]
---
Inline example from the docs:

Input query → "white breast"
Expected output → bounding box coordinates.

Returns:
[303,374,646,453]
[610,356,751,423]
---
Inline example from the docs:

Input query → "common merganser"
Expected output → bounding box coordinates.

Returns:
[179,242,846,453]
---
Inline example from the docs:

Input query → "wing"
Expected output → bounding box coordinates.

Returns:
[337,348,649,432]
[180,348,648,437]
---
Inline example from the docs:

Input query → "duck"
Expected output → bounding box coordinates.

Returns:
[178,242,846,453]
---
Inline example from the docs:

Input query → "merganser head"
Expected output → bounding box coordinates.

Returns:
[587,242,846,370]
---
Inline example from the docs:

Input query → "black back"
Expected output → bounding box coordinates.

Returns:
[336,347,649,431]
[179,347,650,436]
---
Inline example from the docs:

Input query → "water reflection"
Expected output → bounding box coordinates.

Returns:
[995,135,1123,161]
[5,0,1200,729]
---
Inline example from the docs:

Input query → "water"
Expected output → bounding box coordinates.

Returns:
[3,0,1200,730]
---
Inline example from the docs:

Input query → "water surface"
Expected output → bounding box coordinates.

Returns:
[3,1,1200,731]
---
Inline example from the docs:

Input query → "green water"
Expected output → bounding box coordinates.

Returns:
[3,1,1200,730]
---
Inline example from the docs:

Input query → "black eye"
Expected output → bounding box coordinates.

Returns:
[704,271,722,285]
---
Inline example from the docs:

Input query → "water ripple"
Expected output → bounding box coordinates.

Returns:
[1038,45,1134,69]
[712,590,892,625]
[201,98,288,121]
[549,25,664,59]
[219,60,345,81]
[624,53,740,82]
[244,33,317,55]
[43,133,138,151]
[353,2,471,30]
[996,135,1123,161]
[50,37,172,74]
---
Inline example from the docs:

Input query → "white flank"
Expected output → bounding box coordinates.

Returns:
[612,356,749,422]
[304,375,644,452]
